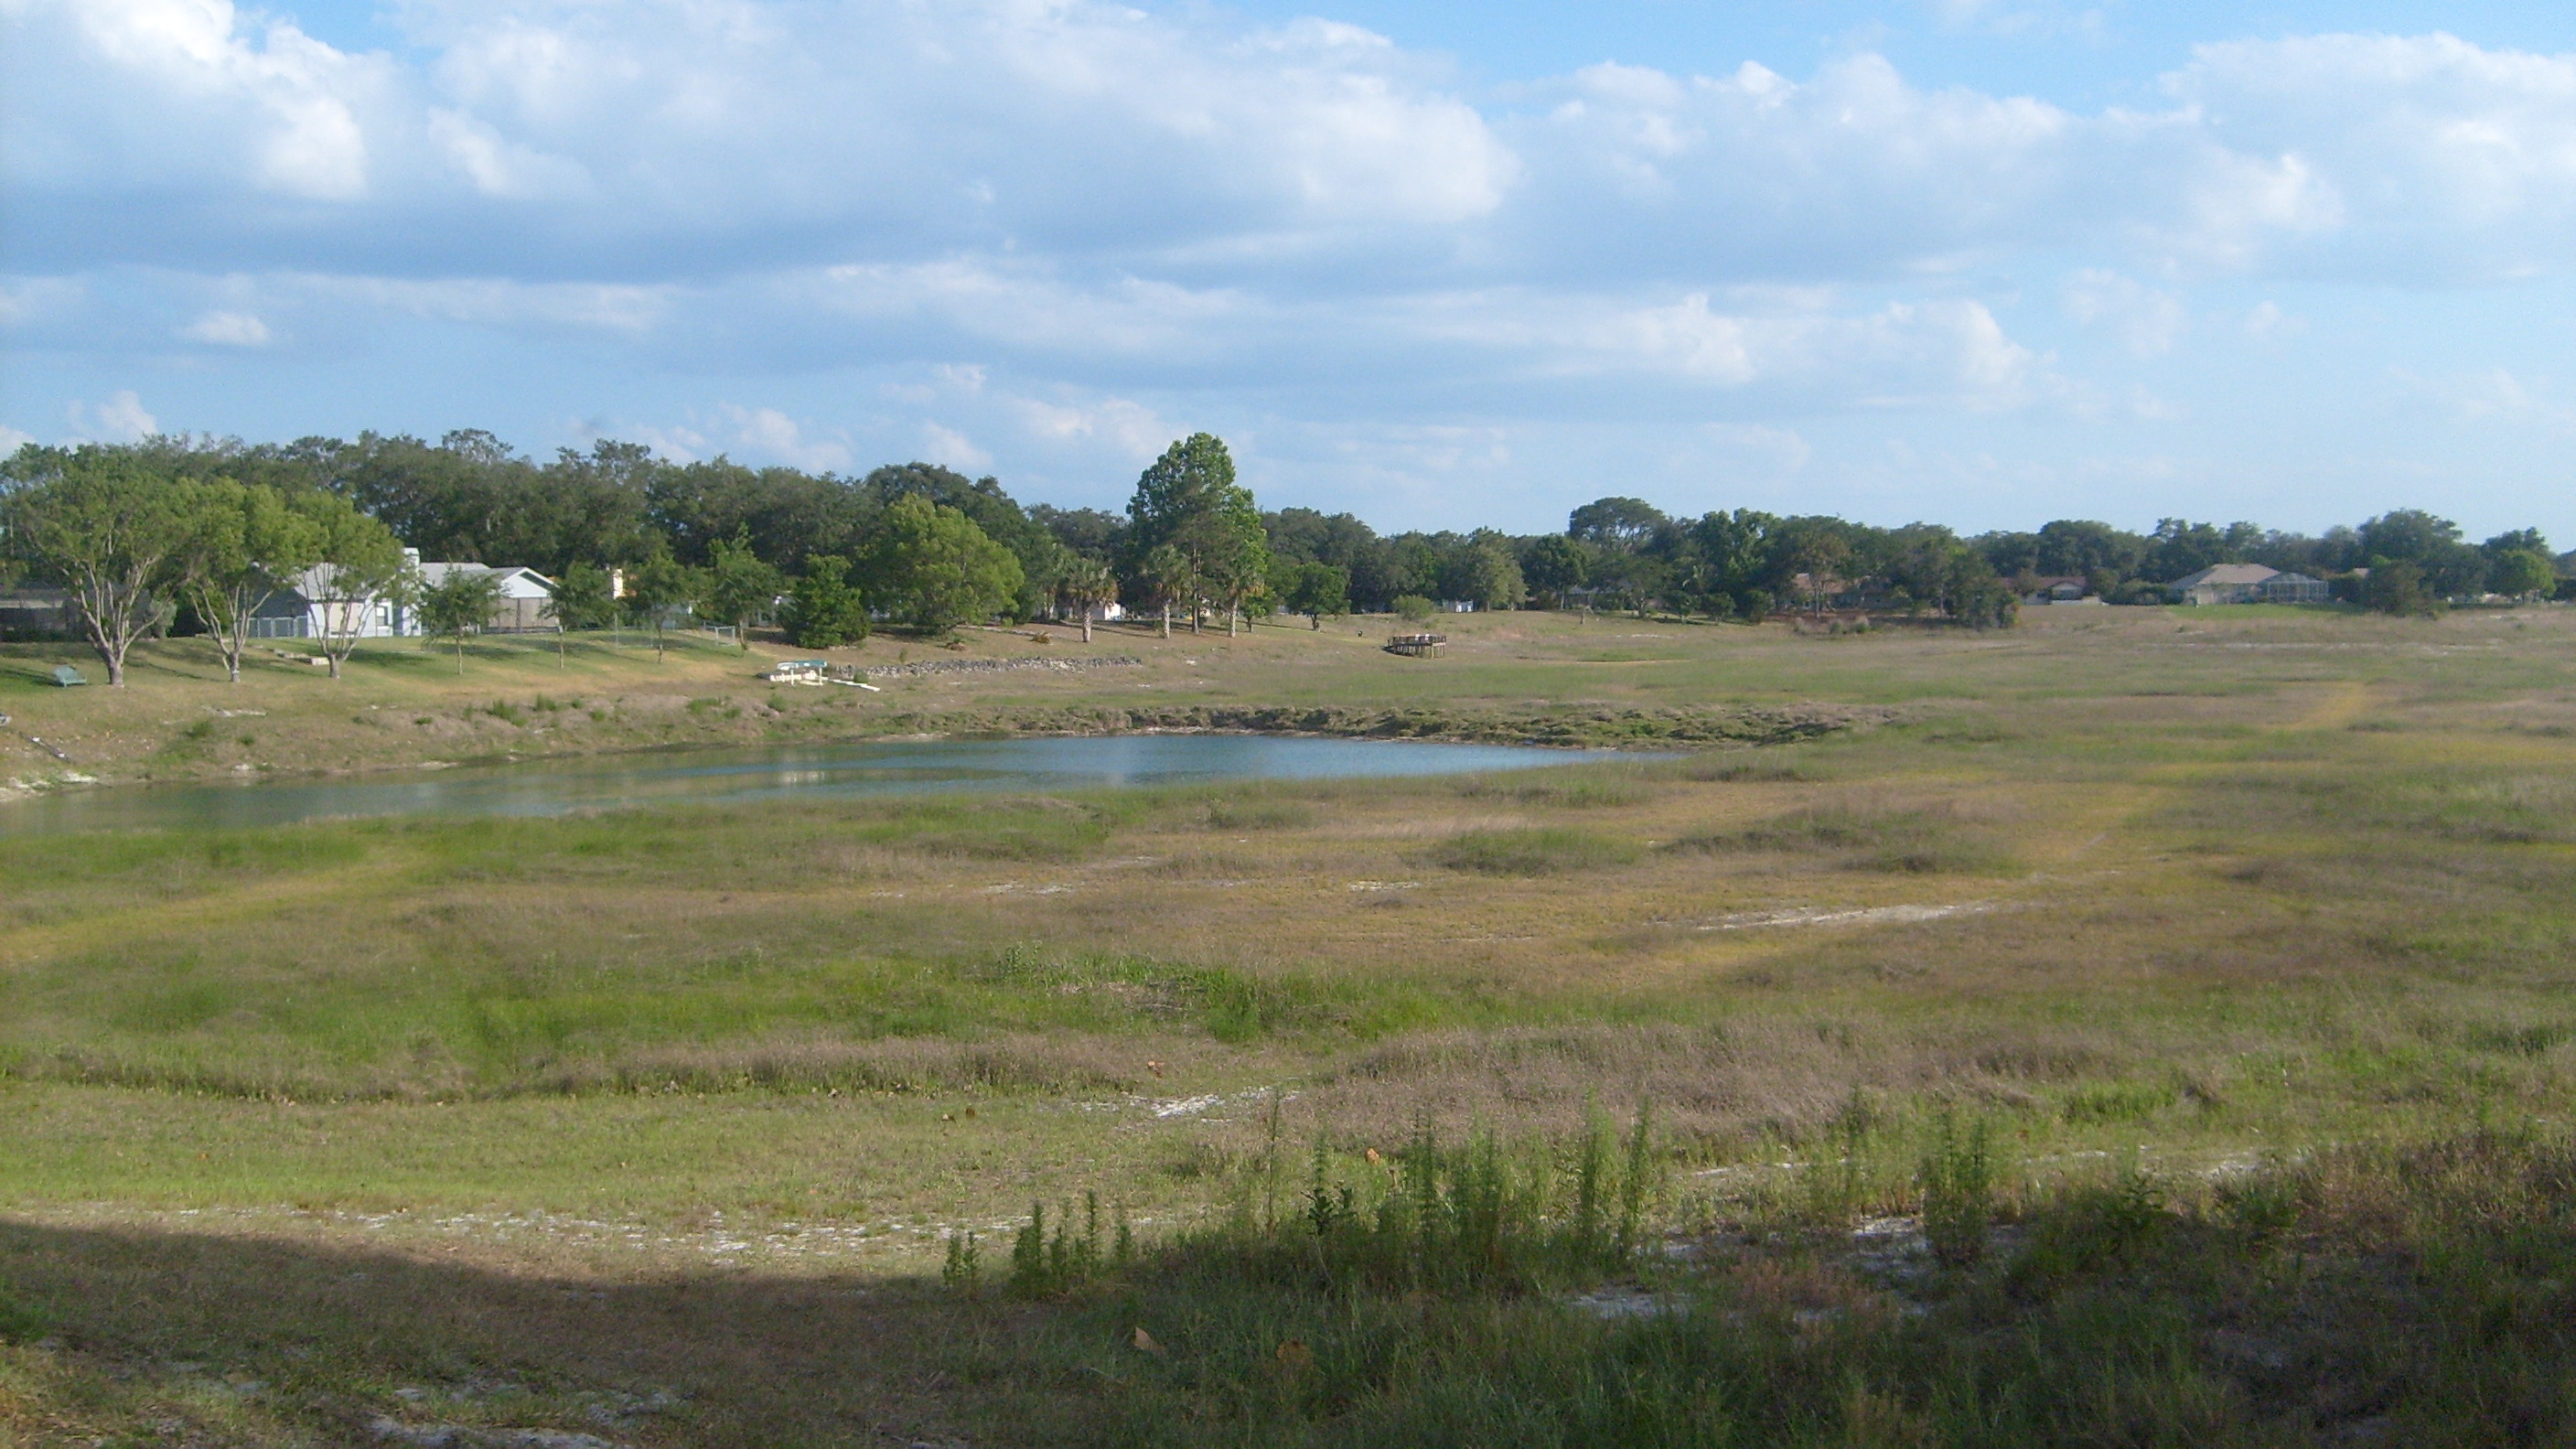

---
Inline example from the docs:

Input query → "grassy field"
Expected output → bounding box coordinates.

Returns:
[5,603,2576,1445]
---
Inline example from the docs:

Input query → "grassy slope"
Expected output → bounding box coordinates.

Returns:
[4,603,2576,1445]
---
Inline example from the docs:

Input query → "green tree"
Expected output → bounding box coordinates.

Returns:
[2488,548,2557,600]
[179,478,322,683]
[2364,561,2441,617]
[417,568,503,674]
[1175,509,1271,636]
[1453,537,1525,611]
[542,562,618,659]
[703,530,785,652]
[1681,510,1778,620]
[1567,497,1669,552]
[1133,542,1194,639]
[1056,557,1119,643]
[1122,434,1266,636]
[1278,560,1349,628]
[0,445,199,686]
[622,548,705,660]
[1519,534,1593,609]
[292,490,410,681]
[2359,510,2485,596]
[862,493,1025,634]
[781,554,871,649]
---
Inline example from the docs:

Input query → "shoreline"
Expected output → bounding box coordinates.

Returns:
[0,701,1897,807]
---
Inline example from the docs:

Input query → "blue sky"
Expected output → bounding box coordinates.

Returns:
[5,0,2572,542]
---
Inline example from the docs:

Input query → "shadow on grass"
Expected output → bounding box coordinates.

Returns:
[0,1218,989,1447]
[15,1127,2576,1446]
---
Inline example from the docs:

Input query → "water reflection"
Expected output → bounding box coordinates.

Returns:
[0,734,1605,836]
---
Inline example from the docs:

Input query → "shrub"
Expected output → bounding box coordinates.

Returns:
[1918,1112,1994,1267]
[1670,802,2018,875]
[1392,595,1436,622]
[1431,828,1641,875]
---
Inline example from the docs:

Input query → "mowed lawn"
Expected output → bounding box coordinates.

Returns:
[5,604,2576,1446]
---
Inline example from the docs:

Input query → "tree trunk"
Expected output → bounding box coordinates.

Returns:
[1227,605,1238,637]
[1160,604,1171,639]
[1081,613,1094,644]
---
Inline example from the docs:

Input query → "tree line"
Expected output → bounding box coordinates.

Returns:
[3,430,2563,684]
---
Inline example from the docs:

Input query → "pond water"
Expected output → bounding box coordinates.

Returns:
[0,735,1610,836]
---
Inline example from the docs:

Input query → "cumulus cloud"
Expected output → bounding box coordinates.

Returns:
[15,1,2574,289]
[2166,33,2576,280]
[179,309,272,346]
[70,390,156,441]
[1014,394,1171,460]
[7,3,2576,534]
[0,424,35,454]
[2062,270,2187,357]
[919,421,992,472]
[1703,422,1812,478]
[717,403,851,470]
[2414,367,2576,433]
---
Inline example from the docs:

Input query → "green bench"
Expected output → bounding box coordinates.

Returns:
[51,665,87,687]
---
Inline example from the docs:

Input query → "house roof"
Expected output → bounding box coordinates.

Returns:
[418,563,556,596]
[2170,564,2279,589]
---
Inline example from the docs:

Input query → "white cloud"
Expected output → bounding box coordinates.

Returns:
[2164,33,2576,279]
[18,0,2571,291]
[2062,270,2186,356]
[718,403,850,470]
[1572,292,2048,409]
[70,390,156,441]
[1013,395,1171,460]
[919,421,992,472]
[1703,422,1811,477]
[179,309,271,346]
[2420,368,2576,433]
[311,275,671,334]
[628,423,707,463]
[0,424,35,454]
[6,0,391,202]
[2242,300,2304,338]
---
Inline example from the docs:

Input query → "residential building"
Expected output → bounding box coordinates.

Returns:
[416,563,558,632]
[2022,576,2098,606]
[2256,572,2328,604]
[2168,564,2281,606]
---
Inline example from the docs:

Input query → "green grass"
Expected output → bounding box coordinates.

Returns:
[4,605,2576,1443]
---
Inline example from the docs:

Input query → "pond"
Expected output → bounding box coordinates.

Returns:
[0,734,1617,836]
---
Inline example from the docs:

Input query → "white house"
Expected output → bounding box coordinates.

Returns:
[248,550,558,639]
[417,562,558,632]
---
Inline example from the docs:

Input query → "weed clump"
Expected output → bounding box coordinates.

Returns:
[1917,1112,1994,1267]
[1431,828,1642,875]
[1670,800,2018,875]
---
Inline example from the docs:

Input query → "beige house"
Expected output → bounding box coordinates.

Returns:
[2168,564,2327,606]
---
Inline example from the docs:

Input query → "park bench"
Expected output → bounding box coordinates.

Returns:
[51,665,87,687]
[1385,633,1446,658]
